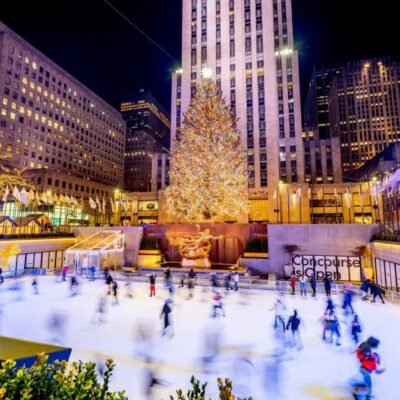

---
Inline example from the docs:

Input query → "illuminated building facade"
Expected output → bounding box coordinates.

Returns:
[329,58,400,174]
[171,0,304,193]
[0,21,125,199]
[121,90,170,192]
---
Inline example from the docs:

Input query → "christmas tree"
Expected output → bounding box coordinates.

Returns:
[165,78,248,222]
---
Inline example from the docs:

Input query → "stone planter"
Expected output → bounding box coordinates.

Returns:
[137,249,162,268]
[239,252,269,274]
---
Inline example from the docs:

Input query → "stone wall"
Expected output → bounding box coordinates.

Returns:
[268,224,379,276]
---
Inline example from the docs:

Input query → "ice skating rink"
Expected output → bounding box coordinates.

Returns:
[0,276,398,399]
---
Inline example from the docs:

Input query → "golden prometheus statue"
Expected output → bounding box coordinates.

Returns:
[179,225,222,268]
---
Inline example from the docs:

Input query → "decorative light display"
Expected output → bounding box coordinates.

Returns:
[165,78,248,222]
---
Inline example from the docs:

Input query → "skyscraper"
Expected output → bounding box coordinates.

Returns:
[329,58,400,174]
[0,21,125,199]
[121,89,170,192]
[171,0,304,193]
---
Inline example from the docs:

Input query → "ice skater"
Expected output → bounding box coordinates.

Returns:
[300,273,307,296]
[47,310,67,344]
[351,314,362,344]
[224,272,232,291]
[343,283,355,315]
[286,309,303,349]
[370,282,386,304]
[32,278,39,294]
[289,273,296,295]
[210,273,219,289]
[160,299,173,336]
[149,274,156,297]
[89,265,96,281]
[310,273,317,297]
[179,274,186,288]
[69,275,79,296]
[233,272,239,291]
[61,265,68,281]
[91,295,107,323]
[112,280,119,305]
[188,269,196,297]
[323,275,332,296]
[212,292,225,317]
[273,297,286,332]
[106,273,113,295]
[360,279,370,301]
[322,310,341,345]
[356,337,385,399]
[326,296,335,313]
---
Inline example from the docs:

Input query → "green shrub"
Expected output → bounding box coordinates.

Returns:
[170,376,252,400]
[0,354,127,400]
[245,237,268,253]
[139,236,160,250]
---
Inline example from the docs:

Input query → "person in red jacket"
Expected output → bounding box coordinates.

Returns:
[356,337,385,399]
[289,274,296,295]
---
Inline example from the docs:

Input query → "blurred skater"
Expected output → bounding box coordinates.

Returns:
[160,299,173,336]
[69,275,79,296]
[149,273,156,297]
[289,273,296,295]
[286,310,303,350]
[47,310,67,344]
[106,273,113,295]
[351,314,363,344]
[224,272,232,291]
[360,279,370,301]
[323,275,332,296]
[273,297,286,331]
[32,278,39,295]
[112,280,119,305]
[61,265,68,281]
[89,265,96,281]
[310,273,317,297]
[188,269,196,298]
[233,272,239,291]
[212,292,225,318]
[370,282,386,304]
[91,295,107,323]
[356,337,385,399]
[300,274,307,296]
[343,283,355,315]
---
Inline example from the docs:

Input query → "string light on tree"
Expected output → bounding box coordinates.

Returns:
[165,77,248,222]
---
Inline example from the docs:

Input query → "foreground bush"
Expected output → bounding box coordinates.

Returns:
[170,376,252,400]
[0,354,127,400]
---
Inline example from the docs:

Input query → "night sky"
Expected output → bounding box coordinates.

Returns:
[0,0,397,113]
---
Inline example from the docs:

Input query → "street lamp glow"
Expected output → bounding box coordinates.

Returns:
[202,68,213,79]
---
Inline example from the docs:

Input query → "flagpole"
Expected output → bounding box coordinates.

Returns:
[275,186,279,224]
[286,186,290,224]
[334,185,338,224]
[310,183,313,224]
[322,185,326,223]
[299,186,302,224]
[359,183,364,222]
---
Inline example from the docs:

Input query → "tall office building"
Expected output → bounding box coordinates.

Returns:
[121,90,170,192]
[303,66,339,139]
[0,21,125,199]
[329,58,400,174]
[171,0,304,192]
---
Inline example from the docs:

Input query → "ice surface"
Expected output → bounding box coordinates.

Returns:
[0,276,397,399]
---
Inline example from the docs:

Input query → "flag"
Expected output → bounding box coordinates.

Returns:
[59,194,66,204]
[334,185,338,198]
[12,186,21,202]
[46,193,53,205]
[35,191,42,206]
[71,196,79,206]
[89,197,97,209]
[110,197,115,213]
[95,196,101,210]
[53,193,60,205]
[28,189,35,204]
[296,187,302,202]
[132,199,137,214]
[102,197,106,214]
[273,188,277,200]
[124,197,129,212]
[118,195,123,211]
[345,186,351,209]
[20,188,29,205]
[307,188,312,200]
[2,186,10,203]
[317,187,323,200]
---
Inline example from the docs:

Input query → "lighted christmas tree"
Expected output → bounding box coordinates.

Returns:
[166,77,248,222]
